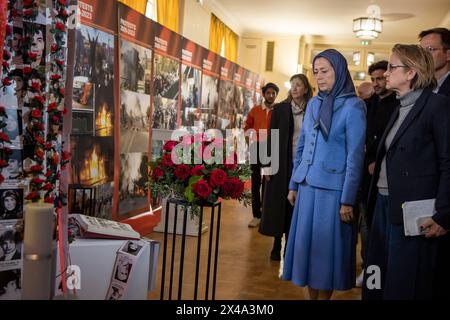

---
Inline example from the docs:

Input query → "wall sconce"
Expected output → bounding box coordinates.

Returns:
[353,51,361,66]
[367,52,375,66]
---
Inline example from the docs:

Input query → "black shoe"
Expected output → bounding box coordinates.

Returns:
[270,249,281,261]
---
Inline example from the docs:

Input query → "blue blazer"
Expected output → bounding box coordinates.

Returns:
[288,95,366,205]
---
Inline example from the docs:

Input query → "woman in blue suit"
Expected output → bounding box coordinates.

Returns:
[283,49,366,300]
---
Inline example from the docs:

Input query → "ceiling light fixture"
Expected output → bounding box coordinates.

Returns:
[353,4,383,40]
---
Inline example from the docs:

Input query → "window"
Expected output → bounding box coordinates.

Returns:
[145,0,157,21]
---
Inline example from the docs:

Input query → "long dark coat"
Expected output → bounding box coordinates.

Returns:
[259,101,296,237]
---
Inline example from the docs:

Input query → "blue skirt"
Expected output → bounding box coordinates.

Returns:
[282,182,356,291]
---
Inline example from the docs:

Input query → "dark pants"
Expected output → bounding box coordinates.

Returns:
[251,162,264,219]
[273,200,293,255]
[363,193,439,300]
[359,202,369,269]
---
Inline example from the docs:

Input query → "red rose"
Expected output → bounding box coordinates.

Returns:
[31,81,41,91]
[23,66,32,74]
[152,166,164,180]
[23,9,33,17]
[5,24,12,35]
[62,151,70,161]
[31,109,42,118]
[0,132,11,143]
[174,164,191,180]
[51,44,59,53]
[55,22,65,32]
[222,177,244,199]
[163,140,178,152]
[45,170,52,178]
[30,165,43,172]
[25,192,40,200]
[192,179,212,200]
[59,88,65,96]
[35,136,45,144]
[23,0,33,6]
[0,106,5,114]
[162,153,174,167]
[34,95,45,104]
[52,115,60,123]
[11,9,17,18]
[45,196,54,204]
[32,178,45,184]
[0,174,4,184]
[51,74,61,81]
[43,183,54,191]
[52,154,60,165]
[63,108,68,115]
[58,0,67,5]
[2,78,12,86]
[36,149,45,159]
[33,122,45,130]
[0,159,8,168]
[59,9,68,17]
[191,165,205,176]
[209,169,227,188]
[3,61,10,69]
[55,59,64,66]
[47,102,58,112]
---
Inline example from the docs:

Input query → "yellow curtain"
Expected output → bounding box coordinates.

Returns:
[209,14,239,62]
[118,0,147,14]
[224,27,238,62]
[209,14,225,56]
[156,0,179,33]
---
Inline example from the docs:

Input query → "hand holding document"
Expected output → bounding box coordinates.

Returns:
[402,199,435,236]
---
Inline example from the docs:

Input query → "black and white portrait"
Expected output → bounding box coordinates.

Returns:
[114,256,132,283]
[0,189,23,221]
[121,240,143,257]
[0,269,21,300]
[0,229,22,261]
[1,149,23,181]
[1,109,22,147]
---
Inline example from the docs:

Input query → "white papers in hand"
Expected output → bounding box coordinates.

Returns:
[402,198,436,236]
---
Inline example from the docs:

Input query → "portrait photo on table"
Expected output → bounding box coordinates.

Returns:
[0,109,22,147]
[0,269,21,300]
[114,256,133,283]
[0,189,23,221]
[107,285,124,300]
[118,152,149,216]
[73,24,114,111]
[0,229,22,262]
[120,40,152,95]
[119,90,150,154]
[1,149,23,181]
[120,240,143,257]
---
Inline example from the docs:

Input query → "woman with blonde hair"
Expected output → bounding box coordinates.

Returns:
[363,44,450,299]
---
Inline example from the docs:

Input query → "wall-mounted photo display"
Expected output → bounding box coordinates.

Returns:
[152,54,180,130]
[120,40,152,95]
[70,136,114,187]
[118,153,149,216]
[200,50,221,130]
[217,58,235,130]
[72,24,115,137]
[119,90,151,154]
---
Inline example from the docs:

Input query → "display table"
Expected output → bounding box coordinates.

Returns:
[54,238,160,300]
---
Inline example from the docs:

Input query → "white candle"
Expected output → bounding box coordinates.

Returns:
[22,203,55,300]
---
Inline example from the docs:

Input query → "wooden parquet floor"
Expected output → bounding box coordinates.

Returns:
[146,199,362,300]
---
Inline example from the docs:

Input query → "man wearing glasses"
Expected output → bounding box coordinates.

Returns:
[419,28,450,96]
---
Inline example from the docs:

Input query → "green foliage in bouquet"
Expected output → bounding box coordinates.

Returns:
[148,134,252,217]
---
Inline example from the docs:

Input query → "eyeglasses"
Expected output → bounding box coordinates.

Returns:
[387,64,408,72]
[423,46,444,53]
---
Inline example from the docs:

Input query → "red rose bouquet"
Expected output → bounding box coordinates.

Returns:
[149,134,251,215]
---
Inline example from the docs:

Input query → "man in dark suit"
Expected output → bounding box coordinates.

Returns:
[419,27,450,97]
